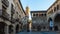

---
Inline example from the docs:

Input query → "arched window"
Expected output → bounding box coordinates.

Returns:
[44,14,46,16]
[54,7,57,11]
[33,14,35,16]
[36,13,38,16]
[57,5,59,10]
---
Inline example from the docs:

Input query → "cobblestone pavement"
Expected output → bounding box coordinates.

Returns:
[17,31,60,34]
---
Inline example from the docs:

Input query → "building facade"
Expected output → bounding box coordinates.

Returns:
[31,11,48,31]
[47,0,60,31]
[0,0,26,34]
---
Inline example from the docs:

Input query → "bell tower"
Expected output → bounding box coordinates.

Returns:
[26,6,30,17]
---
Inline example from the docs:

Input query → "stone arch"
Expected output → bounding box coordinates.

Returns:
[54,14,60,31]
[48,18,52,22]
[54,26,58,31]
[9,25,14,34]
[16,24,19,33]
[37,25,41,31]
[48,18,53,30]
[54,14,60,22]
[0,22,6,34]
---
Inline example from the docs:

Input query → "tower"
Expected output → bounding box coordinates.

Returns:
[25,6,32,32]
[26,6,30,17]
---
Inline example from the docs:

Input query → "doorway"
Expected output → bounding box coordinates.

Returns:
[54,26,58,31]
[0,22,6,34]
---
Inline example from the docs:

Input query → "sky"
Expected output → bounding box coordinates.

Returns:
[21,0,56,11]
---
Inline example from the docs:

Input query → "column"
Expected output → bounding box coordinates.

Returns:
[18,24,20,32]
[29,23,32,32]
[46,26,49,31]
[19,24,21,32]
[4,25,9,34]
[13,26,16,34]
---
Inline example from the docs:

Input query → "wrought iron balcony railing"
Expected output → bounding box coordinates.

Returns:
[2,0,9,7]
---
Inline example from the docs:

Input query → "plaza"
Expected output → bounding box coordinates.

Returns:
[0,0,60,34]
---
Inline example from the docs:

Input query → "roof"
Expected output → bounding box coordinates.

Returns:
[47,0,57,11]
[19,0,26,15]
[30,10,47,13]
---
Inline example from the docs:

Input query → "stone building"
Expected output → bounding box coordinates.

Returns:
[31,11,48,31]
[0,0,26,34]
[47,0,60,31]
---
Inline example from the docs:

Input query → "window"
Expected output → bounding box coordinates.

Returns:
[54,7,57,11]
[11,4,14,20]
[2,0,9,7]
[57,5,59,10]
[19,15,21,18]
[44,14,46,16]
[50,10,53,14]
[16,12,18,14]
[33,14,35,16]
[2,4,6,14]
[11,4,15,14]
[36,13,38,16]
[41,14,43,16]
[11,4,13,13]
[43,26,45,29]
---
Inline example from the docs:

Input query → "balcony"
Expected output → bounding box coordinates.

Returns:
[2,9,10,20]
[11,18,16,23]
[2,0,9,7]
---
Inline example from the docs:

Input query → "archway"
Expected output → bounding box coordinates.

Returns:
[48,18,52,22]
[9,25,13,34]
[0,22,6,34]
[43,26,45,29]
[20,23,23,31]
[16,24,19,33]
[54,14,60,22]
[37,25,41,31]
[48,18,53,30]
[54,14,60,31]
[54,26,58,31]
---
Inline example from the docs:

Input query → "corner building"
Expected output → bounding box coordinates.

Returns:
[47,0,60,31]
[0,0,26,34]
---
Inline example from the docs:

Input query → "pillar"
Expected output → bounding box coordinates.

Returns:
[12,25,16,34]
[29,22,32,31]
[19,24,22,32]
[4,25,9,34]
